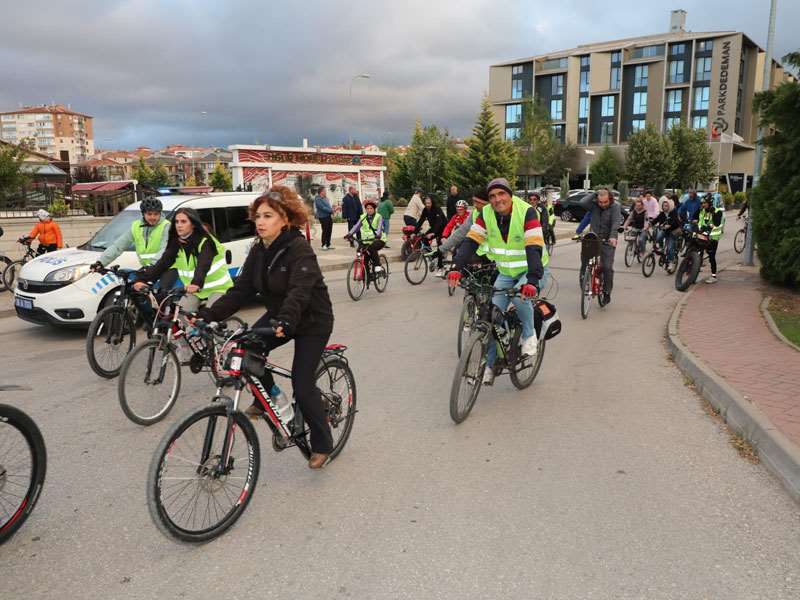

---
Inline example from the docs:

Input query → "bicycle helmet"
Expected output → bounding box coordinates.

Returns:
[455,200,468,209]
[140,197,163,213]
[36,209,50,220]
[363,199,378,208]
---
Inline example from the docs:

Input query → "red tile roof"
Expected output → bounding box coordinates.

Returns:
[0,104,92,118]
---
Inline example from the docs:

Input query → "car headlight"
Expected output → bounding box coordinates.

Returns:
[44,264,92,283]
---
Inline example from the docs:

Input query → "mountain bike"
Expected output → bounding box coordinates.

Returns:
[0,404,46,544]
[642,225,679,277]
[147,322,357,542]
[456,263,497,357]
[85,266,158,379]
[623,227,651,267]
[400,226,426,261]
[1,238,42,291]
[117,290,244,426]
[404,236,451,285]
[734,215,749,254]
[577,233,611,319]
[449,287,560,424]
[674,225,710,292]
[345,239,389,301]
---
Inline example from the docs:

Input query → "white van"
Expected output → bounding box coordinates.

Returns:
[13,192,259,327]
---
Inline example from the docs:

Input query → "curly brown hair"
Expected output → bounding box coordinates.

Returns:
[249,185,309,227]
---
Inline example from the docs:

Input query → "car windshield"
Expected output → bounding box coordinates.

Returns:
[81,210,172,251]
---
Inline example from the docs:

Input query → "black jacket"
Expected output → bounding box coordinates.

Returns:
[416,206,446,236]
[446,193,460,220]
[199,228,334,337]
[652,209,681,232]
[139,229,215,288]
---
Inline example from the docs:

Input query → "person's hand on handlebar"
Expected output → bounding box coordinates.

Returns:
[90,261,104,272]
[186,284,200,294]
[520,284,537,299]
[447,270,461,288]
[609,238,617,248]
[133,281,148,291]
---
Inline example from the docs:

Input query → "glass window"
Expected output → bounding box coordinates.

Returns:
[634,65,648,87]
[579,96,589,119]
[505,127,520,140]
[735,116,742,133]
[551,75,564,96]
[601,122,615,143]
[692,115,708,129]
[664,116,681,130]
[695,57,712,81]
[552,124,564,140]
[511,79,523,99]
[633,91,648,114]
[580,55,590,67]
[550,99,563,120]
[505,104,522,124]
[578,122,588,144]
[693,86,710,110]
[669,60,685,84]
[512,64,524,75]
[698,39,713,53]
[631,119,646,133]
[610,67,621,90]
[580,70,590,93]
[611,51,621,64]
[739,59,745,84]
[671,43,686,56]
[736,93,743,113]
[667,89,683,113]
[542,57,568,70]
[601,95,615,117]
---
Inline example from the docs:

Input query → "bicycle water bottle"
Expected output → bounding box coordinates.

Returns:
[270,384,294,426]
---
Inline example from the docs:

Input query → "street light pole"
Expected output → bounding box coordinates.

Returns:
[348,73,371,148]
[583,149,595,190]
[745,0,777,266]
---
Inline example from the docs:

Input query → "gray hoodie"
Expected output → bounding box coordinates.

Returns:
[99,216,169,267]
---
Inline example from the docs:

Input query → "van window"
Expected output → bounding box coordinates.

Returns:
[195,207,255,242]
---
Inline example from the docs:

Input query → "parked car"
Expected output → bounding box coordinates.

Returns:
[553,191,629,223]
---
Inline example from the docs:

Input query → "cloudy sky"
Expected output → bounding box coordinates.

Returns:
[0,0,796,150]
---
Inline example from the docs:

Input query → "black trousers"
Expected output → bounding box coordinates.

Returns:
[580,244,617,294]
[403,216,418,227]
[705,239,719,275]
[252,313,333,454]
[365,240,385,267]
[319,216,333,248]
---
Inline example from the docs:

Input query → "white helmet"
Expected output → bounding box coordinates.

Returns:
[37,209,50,220]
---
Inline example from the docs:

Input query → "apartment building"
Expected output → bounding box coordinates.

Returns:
[488,11,796,190]
[0,104,95,162]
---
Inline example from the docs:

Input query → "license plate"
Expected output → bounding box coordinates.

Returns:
[15,296,33,310]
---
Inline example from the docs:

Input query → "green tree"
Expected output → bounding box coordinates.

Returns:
[151,163,171,187]
[209,162,232,191]
[590,145,622,187]
[751,50,800,287]
[667,122,716,189]
[624,124,673,190]
[515,98,554,186]
[456,97,518,193]
[388,121,458,199]
[0,142,31,202]
[132,158,155,186]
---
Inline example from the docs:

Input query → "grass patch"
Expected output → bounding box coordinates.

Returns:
[768,294,800,347]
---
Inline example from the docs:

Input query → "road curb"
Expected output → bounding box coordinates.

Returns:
[666,289,800,503]
[760,296,800,353]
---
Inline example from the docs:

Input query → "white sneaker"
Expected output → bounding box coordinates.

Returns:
[704,276,717,284]
[375,265,385,274]
[482,369,495,386]
[521,335,539,357]
[328,245,336,250]
[435,269,445,278]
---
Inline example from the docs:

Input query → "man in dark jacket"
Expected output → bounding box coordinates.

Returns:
[341,186,362,247]
[678,189,701,223]
[445,185,460,220]
[575,188,622,304]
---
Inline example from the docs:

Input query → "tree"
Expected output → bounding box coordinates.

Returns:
[151,163,171,187]
[209,162,232,191]
[750,50,800,287]
[185,174,198,187]
[667,122,716,189]
[624,124,673,190]
[132,158,155,186]
[0,142,31,202]
[589,145,622,187]
[455,97,518,193]
[542,141,576,185]
[513,98,575,186]
[388,121,459,200]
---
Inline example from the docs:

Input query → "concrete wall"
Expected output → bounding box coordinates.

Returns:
[589,51,611,93]
[0,216,112,255]
[489,66,512,103]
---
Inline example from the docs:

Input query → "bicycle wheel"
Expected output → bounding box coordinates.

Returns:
[314,355,357,460]
[675,252,701,292]
[147,404,259,543]
[86,305,137,379]
[734,229,746,253]
[457,295,477,357]
[0,404,46,544]
[404,251,428,285]
[2,260,23,291]
[0,256,12,292]
[118,338,182,426]
[346,259,366,301]
[580,270,592,319]
[449,331,487,424]
[641,253,656,278]
[508,325,545,390]
[624,241,635,267]
[373,255,390,293]
[665,252,679,275]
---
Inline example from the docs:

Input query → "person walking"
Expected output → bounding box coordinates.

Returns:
[403,188,425,227]
[377,190,394,247]
[25,209,63,253]
[698,195,724,284]
[445,185,460,220]
[341,186,362,247]
[575,188,622,304]
[314,187,335,250]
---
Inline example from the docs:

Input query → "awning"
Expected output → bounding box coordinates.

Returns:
[72,181,132,192]
[21,163,68,176]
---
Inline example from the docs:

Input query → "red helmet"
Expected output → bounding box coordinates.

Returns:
[363,199,378,208]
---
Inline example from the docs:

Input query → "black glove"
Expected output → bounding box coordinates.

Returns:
[90,261,104,272]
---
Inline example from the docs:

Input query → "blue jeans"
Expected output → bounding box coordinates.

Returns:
[656,230,676,260]
[539,266,551,294]
[486,273,536,368]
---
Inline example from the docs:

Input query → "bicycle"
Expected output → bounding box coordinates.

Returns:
[544,227,556,257]
[734,215,750,254]
[85,266,158,379]
[0,227,11,293]
[117,290,244,426]
[455,263,497,357]
[642,226,679,277]
[345,238,389,301]
[577,233,611,319]
[2,238,42,291]
[147,322,357,542]
[623,227,651,267]
[449,286,560,424]
[404,236,451,286]
[0,404,47,544]
[400,226,426,261]
[674,225,710,292]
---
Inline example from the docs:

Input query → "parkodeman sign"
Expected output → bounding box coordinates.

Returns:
[713,41,732,133]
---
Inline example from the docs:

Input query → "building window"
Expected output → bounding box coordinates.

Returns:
[550,99,563,120]
[671,43,686,56]
[695,57,712,81]
[632,45,664,59]
[601,122,615,143]
[579,96,589,119]
[669,60,685,84]
[692,115,708,129]
[551,75,564,96]
[505,104,522,124]
[552,124,564,140]
[736,92,743,113]
[667,89,683,113]
[580,70,590,93]
[542,57,568,70]
[512,64,524,75]
[511,79,523,99]
[610,67,621,90]
[580,55,590,67]
[664,117,682,130]
[693,86,710,110]
[611,51,622,64]
[698,39,713,53]
[631,119,646,133]
[633,91,648,114]
[578,122,588,144]
[505,127,521,141]
[739,58,745,84]
[634,65,648,87]
[601,95,615,117]
[735,116,742,133]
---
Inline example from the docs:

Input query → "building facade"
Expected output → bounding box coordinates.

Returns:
[0,104,95,162]
[489,20,795,191]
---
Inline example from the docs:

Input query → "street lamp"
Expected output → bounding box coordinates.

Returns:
[348,73,371,148]
[583,149,595,190]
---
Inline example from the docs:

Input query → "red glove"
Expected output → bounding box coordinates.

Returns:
[521,284,537,299]
[447,271,462,284]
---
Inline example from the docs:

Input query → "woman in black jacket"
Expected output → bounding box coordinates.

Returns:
[198,186,335,469]
[415,195,447,272]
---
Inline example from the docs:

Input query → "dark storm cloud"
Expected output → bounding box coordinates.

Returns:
[0,0,796,149]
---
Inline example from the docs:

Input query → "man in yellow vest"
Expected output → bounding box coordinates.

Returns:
[436,187,491,261]
[698,195,724,284]
[449,178,546,384]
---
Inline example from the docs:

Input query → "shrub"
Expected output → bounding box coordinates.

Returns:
[47,199,69,217]
[734,191,747,207]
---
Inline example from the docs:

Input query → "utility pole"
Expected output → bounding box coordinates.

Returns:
[745,0,777,266]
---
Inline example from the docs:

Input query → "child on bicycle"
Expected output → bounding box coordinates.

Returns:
[23,209,63,253]
[344,199,386,275]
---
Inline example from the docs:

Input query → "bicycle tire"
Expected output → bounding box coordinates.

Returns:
[508,326,545,390]
[580,271,592,319]
[456,295,476,358]
[373,255,390,293]
[0,256,12,292]
[86,305,137,379]
[400,240,412,261]
[118,338,182,426]
[624,241,635,267]
[403,251,428,285]
[2,260,23,291]
[675,252,701,292]
[147,404,259,543]
[734,229,746,254]
[346,259,366,301]
[449,331,487,424]
[0,404,46,544]
[313,355,357,460]
[641,253,656,278]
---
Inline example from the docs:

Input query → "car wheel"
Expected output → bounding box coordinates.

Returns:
[561,209,573,222]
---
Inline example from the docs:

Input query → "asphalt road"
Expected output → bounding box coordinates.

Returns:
[1,232,799,600]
